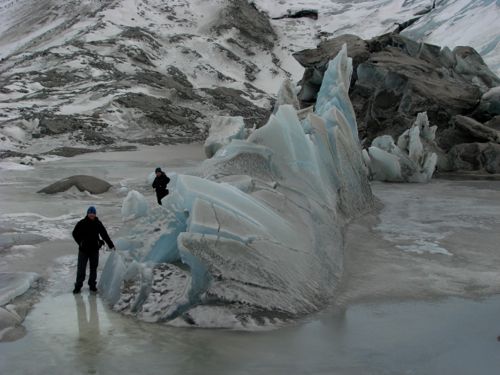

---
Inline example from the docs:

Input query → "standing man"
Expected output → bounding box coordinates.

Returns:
[72,206,115,294]
[152,167,170,205]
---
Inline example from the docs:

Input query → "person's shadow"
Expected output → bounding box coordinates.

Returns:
[74,294,103,371]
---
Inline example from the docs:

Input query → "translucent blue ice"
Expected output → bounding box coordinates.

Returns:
[365,112,438,182]
[100,45,374,327]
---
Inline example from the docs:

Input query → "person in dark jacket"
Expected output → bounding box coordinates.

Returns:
[72,206,115,294]
[152,167,170,205]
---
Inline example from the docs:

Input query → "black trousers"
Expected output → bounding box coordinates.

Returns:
[75,250,99,288]
[156,189,168,205]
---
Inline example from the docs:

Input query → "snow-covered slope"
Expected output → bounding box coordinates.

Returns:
[255,0,500,76]
[0,0,288,154]
[1,0,499,155]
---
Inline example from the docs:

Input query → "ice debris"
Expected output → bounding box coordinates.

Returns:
[364,112,438,182]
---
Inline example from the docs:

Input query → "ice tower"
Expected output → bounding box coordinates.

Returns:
[99,46,374,328]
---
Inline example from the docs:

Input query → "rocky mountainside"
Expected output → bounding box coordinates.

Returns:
[294,33,499,142]
[1,0,499,169]
[0,0,289,156]
[253,0,500,76]
[294,33,500,173]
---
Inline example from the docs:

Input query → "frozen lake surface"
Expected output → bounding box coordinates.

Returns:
[1,144,500,374]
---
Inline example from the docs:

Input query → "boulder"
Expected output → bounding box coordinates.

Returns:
[475,87,500,120]
[451,115,500,144]
[485,116,500,132]
[37,175,112,194]
[448,142,500,174]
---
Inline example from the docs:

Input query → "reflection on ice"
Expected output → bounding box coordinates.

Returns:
[75,294,100,341]
[100,46,374,327]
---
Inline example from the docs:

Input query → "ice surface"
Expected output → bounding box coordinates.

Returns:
[204,116,246,158]
[0,162,34,171]
[100,46,373,327]
[0,272,38,306]
[365,112,438,183]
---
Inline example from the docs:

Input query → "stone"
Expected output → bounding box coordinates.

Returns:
[475,87,500,121]
[452,115,500,144]
[448,142,500,174]
[485,116,500,132]
[37,175,112,194]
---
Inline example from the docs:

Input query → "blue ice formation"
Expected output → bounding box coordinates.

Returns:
[99,45,373,328]
[121,190,149,220]
[364,112,438,182]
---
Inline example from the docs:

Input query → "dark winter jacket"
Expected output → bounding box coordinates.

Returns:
[152,172,170,194]
[72,216,114,253]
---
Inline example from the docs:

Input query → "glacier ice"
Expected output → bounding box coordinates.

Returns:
[121,190,149,220]
[99,45,373,327]
[364,112,438,183]
[203,116,246,158]
[0,272,38,306]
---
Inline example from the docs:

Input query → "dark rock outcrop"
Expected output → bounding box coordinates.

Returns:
[38,175,112,194]
[452,115,500,144]
[38,115,86,135]
[448,143,500,174]
[213,0,276,50]
[201,87,271,128]
[272,9,319,21]
[485,116,500,132]
[294,33,500,147]
[475,88,500,121]
[114,92,203,132]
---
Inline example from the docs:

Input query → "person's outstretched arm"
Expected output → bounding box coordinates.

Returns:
[98,221,115,249]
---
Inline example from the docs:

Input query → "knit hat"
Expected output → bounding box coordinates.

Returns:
[87,206,96,215]
[155,167,162,173]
